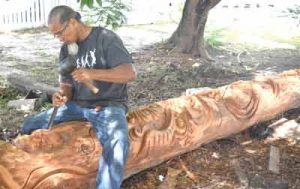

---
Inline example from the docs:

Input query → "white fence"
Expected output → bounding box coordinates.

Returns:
[0,0,78,31]
[0,0,185,31]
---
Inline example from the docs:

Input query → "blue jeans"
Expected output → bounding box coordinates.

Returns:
[21,101,129,189]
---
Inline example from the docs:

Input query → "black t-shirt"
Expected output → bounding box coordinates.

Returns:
[59,27,133,110]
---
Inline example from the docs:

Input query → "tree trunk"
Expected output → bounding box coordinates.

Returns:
[169,0,221,60]
[0,69,299,188]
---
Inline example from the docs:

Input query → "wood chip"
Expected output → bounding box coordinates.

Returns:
[179,158,197,182]
[230,159,249,188]
[268,145,280,174]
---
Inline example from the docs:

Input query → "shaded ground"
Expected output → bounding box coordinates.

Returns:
[123,128,300,189]
[123,46,300,189]
[0,42,299,188]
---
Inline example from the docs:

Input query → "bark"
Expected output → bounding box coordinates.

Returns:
[0,69,299,189]
[169,0,221,59]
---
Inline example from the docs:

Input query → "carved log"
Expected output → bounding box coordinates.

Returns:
[0,69,300,189]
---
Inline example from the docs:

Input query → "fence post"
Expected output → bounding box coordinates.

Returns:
[40,0,46,25]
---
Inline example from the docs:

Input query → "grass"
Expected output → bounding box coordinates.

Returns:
[39,102,52,112]
[14,26,48,34]
[205,20,300,50]
[0,85,21,108]
[2,54,24,63]
[261,34,300,49]
[205,28,226,48]
[30,70,58,86]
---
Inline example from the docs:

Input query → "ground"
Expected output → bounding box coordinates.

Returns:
[123,46,300,189]
[0,0,299,188]
[0,41,299,189]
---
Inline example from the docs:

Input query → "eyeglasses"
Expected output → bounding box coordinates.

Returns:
[53,21,69,38]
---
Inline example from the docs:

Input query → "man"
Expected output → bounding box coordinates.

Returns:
[21,5,136,189]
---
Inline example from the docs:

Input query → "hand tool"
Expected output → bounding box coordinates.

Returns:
[59,43,99,94]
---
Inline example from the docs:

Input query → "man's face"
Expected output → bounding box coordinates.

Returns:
[48,19,77,44]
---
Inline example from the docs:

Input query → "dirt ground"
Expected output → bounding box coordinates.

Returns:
[0,41,299,188]
[121,46,300,189]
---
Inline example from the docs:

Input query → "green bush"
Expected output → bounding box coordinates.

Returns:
[79,0,131,29]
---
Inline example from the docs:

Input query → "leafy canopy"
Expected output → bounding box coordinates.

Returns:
[77,0,131,29]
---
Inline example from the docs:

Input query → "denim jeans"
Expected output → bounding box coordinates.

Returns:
[21,101,129,189]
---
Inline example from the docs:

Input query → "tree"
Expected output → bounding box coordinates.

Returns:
[80,0,221,60]
[78,0,130,29]
[169,0,221,60]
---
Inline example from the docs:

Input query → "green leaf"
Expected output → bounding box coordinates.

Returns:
[86,0,94,8]
[79,0,130,29]
[96,0,102,6]
[80,0,94,8]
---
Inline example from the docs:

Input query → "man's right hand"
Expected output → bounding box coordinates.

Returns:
[52,91,68,107]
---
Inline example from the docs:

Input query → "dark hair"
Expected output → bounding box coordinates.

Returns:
[48,5,81,24]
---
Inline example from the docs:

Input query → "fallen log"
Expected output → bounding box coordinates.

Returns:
[6,73,58,95]
[0,69,300,189]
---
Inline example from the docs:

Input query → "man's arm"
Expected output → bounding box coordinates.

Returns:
[71,63,137,84]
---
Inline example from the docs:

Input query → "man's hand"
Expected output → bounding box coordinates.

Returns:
[71,68,92,83]
[52,91,68,107]
[71,69,99,93]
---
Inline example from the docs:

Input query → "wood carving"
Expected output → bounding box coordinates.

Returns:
[0,69,300,189]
